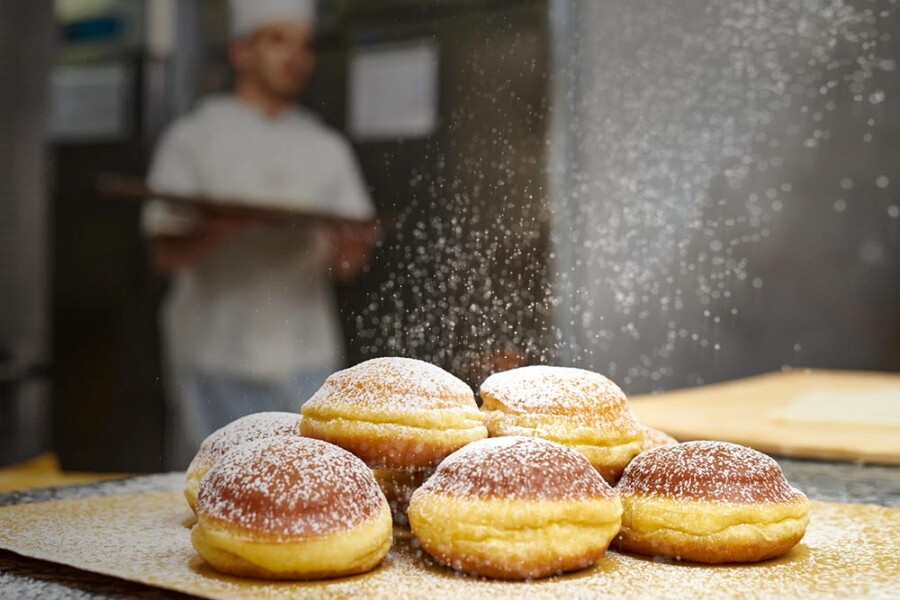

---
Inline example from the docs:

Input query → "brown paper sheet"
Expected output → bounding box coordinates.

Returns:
[0,491,897,598]
[630,369,900,465]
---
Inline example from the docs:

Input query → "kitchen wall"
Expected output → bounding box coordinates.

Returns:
[550,0,900,393]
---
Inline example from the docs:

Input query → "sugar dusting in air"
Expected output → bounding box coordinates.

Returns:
[197,436,385,539]
[415,436,614,501]
[618,441,803,503]
[347,0,897,394]
[303,356,478,412]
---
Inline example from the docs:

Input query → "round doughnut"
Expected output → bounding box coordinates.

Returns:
[407,436,623,579]
[479,366,644,482]
[300,357,488,470]
[191,436,392,579]
[371,468,432,527]
[184,412,301,511]
[615,441,810,563]
[640,425,678,451]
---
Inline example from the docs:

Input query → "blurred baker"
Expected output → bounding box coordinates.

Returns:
[143,0,376,467]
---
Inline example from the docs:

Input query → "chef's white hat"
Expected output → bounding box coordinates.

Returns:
[229,0,317,39]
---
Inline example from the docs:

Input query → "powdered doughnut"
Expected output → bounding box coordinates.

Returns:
[640,425,678,451]
[301,357,488,470]
[479,366,644,481]
[615,441,809,563]
[184,412,302,511]
[191,436,392,579]
[408,436,622,579]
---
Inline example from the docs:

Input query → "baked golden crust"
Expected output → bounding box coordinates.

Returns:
[640,425,678,451]
[192,436,392,579]
[300,357,487,469]
[479,366,643,481]
[614,441,810,563]
[191,508,392,579]
[184,412,301,511]
[408,437,622,579]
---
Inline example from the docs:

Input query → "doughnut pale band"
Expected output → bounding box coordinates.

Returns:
[481,411,643,480]
[301,409,486,469]
[191,506,392,579]
[617,495,809,563]
[409,493,622,579]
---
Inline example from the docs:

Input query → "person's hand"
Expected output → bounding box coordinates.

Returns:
[329,221,380,282]
[198,208,266,240]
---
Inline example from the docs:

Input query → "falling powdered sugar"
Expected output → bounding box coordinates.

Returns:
[196,436,386,540]
[617,441,803,504]
[416,437,615,501]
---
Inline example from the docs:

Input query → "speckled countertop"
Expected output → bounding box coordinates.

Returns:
[1,461,898,599]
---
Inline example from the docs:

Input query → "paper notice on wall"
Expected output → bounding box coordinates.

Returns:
[348,42,438,141]
[49,62,132,141]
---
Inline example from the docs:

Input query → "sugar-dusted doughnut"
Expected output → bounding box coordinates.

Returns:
[640,425,678,451]
[184,412,301,511]
[615,441,809,563]
[301,357,487,470]
[480,366,643,481]
[191,436,392,579]
[408,436,622,579]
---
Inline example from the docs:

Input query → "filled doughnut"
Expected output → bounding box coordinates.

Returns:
[640,425,678,451]
[407,436,623,579]
[191,436,392,579]
[615,441,810,563]
[300,357,488,470]
[479,365,644,481]
[184,412,301,511]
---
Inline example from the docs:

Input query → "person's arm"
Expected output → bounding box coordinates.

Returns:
[325,137,380,282]
[142,119,261,274]
[327,222,380,282]
[148,212,261,274]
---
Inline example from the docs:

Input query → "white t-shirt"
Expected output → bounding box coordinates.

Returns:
[142,95,374,379]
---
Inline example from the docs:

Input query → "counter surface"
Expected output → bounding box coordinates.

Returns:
[1,461,898,598]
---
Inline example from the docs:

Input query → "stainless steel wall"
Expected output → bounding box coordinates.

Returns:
[551,0,900,393]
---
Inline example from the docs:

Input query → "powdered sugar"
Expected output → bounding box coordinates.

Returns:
[303,357,477,413]
[480,366,642,437]
[617,441,803,504]
[196,436,385,539]
[415,437,614,501]
[189,412,301,471]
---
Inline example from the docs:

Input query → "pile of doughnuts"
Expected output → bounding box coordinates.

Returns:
[183,358,810,582]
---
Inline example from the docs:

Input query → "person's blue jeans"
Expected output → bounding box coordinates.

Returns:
[165,365,334,469]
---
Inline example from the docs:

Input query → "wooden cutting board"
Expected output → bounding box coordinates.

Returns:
[0,491,897,598]
[629,369,900,465]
